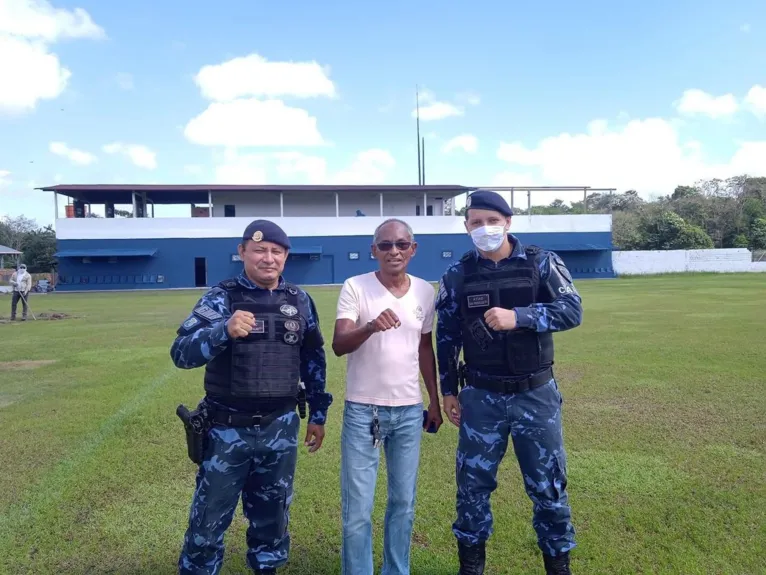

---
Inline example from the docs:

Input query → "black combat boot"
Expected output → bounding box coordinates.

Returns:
[543,551,571,575]
[457,540,485,574]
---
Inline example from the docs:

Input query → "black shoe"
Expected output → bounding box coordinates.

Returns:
[457,540,485,575]
[543,551,571,575]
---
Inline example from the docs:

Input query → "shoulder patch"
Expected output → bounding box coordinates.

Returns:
[218,278,239,290]
[193,304,223,322]
[525,245,542,257]
[183,316,201,330]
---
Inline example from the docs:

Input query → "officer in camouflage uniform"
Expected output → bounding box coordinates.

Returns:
[435,190,582,575]
[170,219,333,575]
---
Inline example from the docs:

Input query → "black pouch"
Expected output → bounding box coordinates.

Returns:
[176,404,209,464]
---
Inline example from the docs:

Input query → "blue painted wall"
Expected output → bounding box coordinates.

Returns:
[54,232,614,291]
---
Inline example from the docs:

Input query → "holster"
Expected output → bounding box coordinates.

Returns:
[176,404,210,465]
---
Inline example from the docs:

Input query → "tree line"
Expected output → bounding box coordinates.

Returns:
[457,175,766,251]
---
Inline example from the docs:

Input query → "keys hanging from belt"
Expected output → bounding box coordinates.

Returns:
[370,406,381,449]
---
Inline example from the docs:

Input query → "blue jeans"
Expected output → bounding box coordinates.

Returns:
[340,400,424,575]
[454,379,576,557]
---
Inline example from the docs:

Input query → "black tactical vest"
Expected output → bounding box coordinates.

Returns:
[458,247,554,377]
[203,278,305,403]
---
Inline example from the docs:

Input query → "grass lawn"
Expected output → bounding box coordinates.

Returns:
[0,273,764,574]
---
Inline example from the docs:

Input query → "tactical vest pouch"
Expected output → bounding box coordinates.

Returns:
[176,404,210,465]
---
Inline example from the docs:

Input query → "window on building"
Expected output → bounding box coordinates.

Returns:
[224,204,236,217]
[427,205,433,216]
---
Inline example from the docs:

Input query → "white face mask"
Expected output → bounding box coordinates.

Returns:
[470,225,507,252]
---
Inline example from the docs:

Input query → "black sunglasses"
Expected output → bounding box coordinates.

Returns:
[375,241,412,251]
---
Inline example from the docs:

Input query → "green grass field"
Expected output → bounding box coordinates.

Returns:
[1,274,764,574]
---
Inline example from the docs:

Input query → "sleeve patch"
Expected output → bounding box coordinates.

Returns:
[193,304,223,322]
[435,278,447,307]
[183,316,201,330]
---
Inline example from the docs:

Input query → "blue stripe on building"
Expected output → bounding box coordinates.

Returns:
[53,232,614,291]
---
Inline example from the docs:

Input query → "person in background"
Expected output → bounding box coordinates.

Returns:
[10,263,32,321]
[435,190,582,575]
[170,219,333,575]
[332,218,443,575]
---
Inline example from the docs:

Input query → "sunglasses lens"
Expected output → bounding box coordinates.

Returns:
[377,242,393,251]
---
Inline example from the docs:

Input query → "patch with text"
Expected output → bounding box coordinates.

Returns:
[466,294,490,308]
[193,304,223,322]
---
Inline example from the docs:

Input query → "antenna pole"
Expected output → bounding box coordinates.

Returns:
[421,137,425,185]
[416,85,422,185]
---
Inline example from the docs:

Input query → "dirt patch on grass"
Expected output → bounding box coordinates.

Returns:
[0,312,73,323]
[0,360,57,371]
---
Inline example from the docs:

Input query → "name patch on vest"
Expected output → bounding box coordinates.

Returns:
[284,319,300,331]
[280,304,298,317]
[466,294,490,309]
[193,304,223,322]
[284,331,299,344]
[250,319,265,334]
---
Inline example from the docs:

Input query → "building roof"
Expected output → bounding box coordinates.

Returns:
[35,184,472,205]
[0,244,22,255]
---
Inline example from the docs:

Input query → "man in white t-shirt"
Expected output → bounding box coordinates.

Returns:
[332,218,443,575]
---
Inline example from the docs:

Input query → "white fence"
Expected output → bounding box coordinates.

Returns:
[613,249,766,275]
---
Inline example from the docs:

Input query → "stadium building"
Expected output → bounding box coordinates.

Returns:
[38,184,615,291]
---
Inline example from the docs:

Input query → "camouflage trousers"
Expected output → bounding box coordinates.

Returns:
[454,378,575,557]
[178,407,299,574]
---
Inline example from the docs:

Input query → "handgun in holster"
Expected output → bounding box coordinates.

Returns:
[176,403,210,465]
[297,382,307,419]
[458,361,466,392]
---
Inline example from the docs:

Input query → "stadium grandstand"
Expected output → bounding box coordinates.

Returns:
[36,184,615,291]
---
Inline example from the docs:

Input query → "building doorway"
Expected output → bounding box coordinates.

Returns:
[194,257,207,287]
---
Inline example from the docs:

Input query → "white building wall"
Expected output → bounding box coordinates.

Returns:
[55,214,612,240]
[210,191,445,218]
[612,249,766,274]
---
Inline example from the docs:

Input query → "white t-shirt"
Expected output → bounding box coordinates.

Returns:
[335,271,436,406]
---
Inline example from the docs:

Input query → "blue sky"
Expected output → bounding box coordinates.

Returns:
[1,0,765,225]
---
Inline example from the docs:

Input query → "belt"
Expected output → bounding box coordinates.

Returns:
[209,404,294,428]
[466,366,553,394]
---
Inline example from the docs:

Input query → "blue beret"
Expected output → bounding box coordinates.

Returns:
[466,190,513,217]
[242,219,291,250]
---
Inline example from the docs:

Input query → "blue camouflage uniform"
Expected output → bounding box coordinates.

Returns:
[436,229,582,571]
[171,223,332,575]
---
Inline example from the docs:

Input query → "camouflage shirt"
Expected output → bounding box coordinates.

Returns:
[435,234,583,397]
[170,271,332,425]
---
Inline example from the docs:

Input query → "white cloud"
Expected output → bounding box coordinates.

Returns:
[413,88,464,121]
[49,141,97,165]
[744,85,766,119]
[331,149,395,184]
[675,88,738,119]
[443,134,478,154]
[0,170,10,186]
[213,149,396,186]
[103,142,157,169]
[414,101,463,121]
[456,91,481,106]
[194,53,336,102]
[0,0,104,113]
[214,149,268,185]
[184,98,324,147]
[272,152,327,183]
[496,116,766,197]
[115,73,133,90]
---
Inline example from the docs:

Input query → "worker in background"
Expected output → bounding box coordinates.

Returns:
[170,219,333,575]
[435,190,582,575]
[10,263,32,321]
